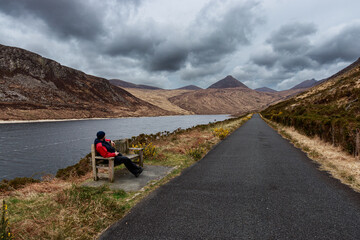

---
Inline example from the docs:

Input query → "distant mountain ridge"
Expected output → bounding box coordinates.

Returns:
[291,79,318,90]
[109,79,162,90]
[177,85,202,90]
[255,87,277,93]
[207,75,249,89]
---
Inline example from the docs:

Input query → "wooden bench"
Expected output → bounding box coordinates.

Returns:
[91,139,144,182]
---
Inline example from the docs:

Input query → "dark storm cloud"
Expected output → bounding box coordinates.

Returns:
[250,51,278,68]
[147,42,188,71]
[104,30,162,57]
[0,0,104,39]
[250,22,318,74]
[267,22,317,54]
[309,23,360,64]
[279,56,316,72]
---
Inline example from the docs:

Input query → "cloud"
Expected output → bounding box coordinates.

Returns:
[100,0,263,76]
[309,23,360,64]
[0,0,108,40]
[267,22,317,54]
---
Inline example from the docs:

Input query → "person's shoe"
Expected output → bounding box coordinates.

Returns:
[134,167,143,178]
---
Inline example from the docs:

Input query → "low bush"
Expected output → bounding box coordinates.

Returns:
[56,153,92,180]
[186,147,205,161]
[213,127,230,140]
[0,177,40,192]
[1,200,13,240]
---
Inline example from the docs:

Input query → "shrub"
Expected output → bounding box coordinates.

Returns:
[1,200,13,240]
[0,177,40,192]
[56,154,92,180]
[213,127,230,140]
[132,142,158,160]
[186,147,205,161]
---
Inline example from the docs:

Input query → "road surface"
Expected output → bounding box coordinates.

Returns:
[100,114,360,239]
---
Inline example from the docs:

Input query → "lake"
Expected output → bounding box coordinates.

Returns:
[0,115,229,180]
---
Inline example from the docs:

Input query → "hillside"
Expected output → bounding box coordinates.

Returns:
[262,57,360,155]
[0,44,170,120]
[207,75,249,89]
[168,88,283,115]
[123,88,194,115]
[109,79,162,90]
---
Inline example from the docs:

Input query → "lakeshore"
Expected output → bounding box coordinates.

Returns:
[0,114,252,239]
[0,114,230,181]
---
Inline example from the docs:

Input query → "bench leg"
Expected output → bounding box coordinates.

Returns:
[92,159,98,181]
[109,159,114,182]
[139,151,144,167]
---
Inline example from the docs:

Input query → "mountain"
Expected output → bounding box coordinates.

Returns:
[290,79,318,90]
[262,57,360,156]
[0,44,170,120]
[207,75,249,89]
[176,85,202,90]
[109,79,162,90]
[255,87,277,93]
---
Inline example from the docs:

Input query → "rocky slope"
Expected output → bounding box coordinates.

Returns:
[0,44,170,120]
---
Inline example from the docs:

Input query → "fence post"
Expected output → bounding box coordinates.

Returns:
[356,129,360,160]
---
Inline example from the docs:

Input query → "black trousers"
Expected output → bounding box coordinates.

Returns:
[114,155,142,175]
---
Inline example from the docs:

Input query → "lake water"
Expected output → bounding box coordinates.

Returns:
[0,115,229,180]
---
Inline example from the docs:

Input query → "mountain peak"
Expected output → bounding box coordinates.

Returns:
[207,75,248,89]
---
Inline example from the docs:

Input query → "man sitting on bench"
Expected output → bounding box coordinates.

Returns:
[94,131,143,177]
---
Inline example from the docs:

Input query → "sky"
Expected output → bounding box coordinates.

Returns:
[0,0,360,90]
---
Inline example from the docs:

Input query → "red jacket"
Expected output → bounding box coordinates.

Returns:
[95,139,116,158]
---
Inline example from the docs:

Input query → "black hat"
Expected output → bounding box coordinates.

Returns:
[96,131,105,139]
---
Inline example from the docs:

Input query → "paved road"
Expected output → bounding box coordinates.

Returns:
[100,114,360,239]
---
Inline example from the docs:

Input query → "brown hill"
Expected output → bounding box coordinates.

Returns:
[207,75,249,89]
[109,79,162,90]
[0,44,170,120]
[168,88,284,115]
[123,88,194,115]
[262,57,360,155]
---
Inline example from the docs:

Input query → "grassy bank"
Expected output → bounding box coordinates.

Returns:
[261,115,360,193]
[1,114,252,239]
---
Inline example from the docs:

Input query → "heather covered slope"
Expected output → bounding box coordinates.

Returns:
[0,44,170,120]
[261,58,360,155]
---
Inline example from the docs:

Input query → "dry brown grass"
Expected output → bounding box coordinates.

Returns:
[263,117,360,192]
[124,88,193,114]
